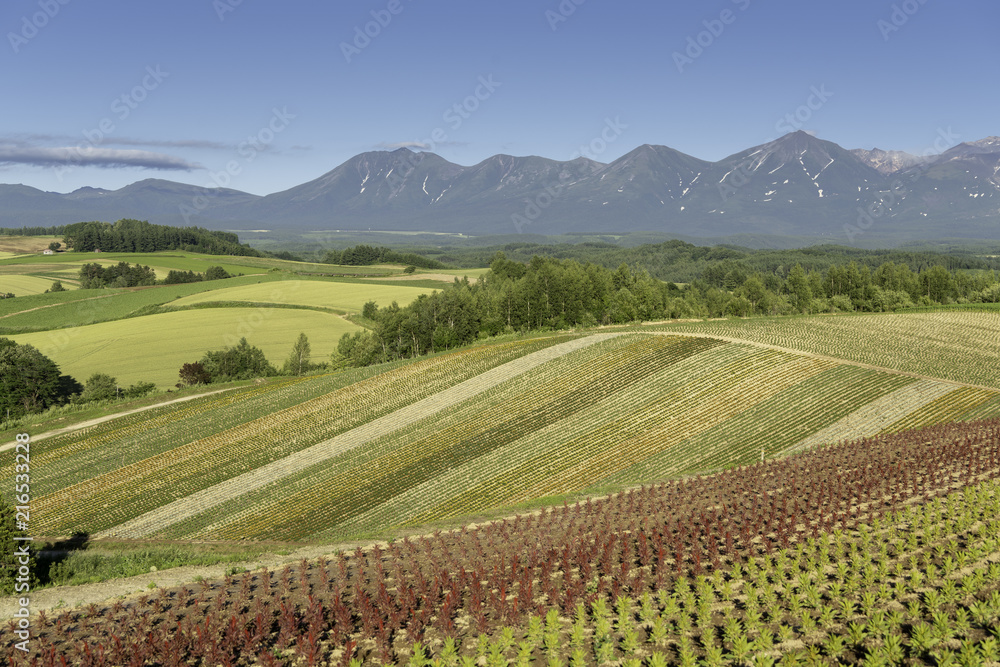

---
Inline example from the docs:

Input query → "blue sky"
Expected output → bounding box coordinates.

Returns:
[1,0,997,196]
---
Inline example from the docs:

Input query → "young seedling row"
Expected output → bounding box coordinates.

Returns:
[7,417,998,665]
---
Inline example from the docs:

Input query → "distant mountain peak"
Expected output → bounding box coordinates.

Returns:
[2,133,998,242]
[849,147,929,175]
[969,136,1000,148]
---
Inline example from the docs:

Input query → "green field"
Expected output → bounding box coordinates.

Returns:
[0,274,60,296]
[0,274,340,332]
[16,324,1000,543]
[8,308,361,388]
[0,247,446,389]
[653,311,1000,389]
[170,279,436,311]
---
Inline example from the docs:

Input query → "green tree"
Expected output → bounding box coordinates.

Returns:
[919,265,954,302]
[786,264,812,311]
[0,339,78,418]
[205,266,231,281]
[283,333,312,376]
[45,281,66,293]
[201,338,277,381]
[179,362,211,386]
[47,241,61,251]
[741,275,767,313]
[79,373,118,402]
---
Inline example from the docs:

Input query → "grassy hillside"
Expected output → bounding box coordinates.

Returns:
[0,246,459,388]
[14,322,1000,544]
[170,279,437,311]
[0,273,61,296]
[652,311,1000,388]
[9,308,361,388]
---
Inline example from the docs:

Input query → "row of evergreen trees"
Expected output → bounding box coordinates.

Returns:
[77,262,232,289]
[62,219,260,256]
[322,244,446,269]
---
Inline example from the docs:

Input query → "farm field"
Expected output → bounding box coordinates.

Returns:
[0,274,294,331]
[170,279,436,311]
[0,273,60,296]
[654,311,1000,389]
[7,417,999,665]
[0,251,265,280]
[14,330,1000,545]
[0,246,450,390]
[7,307,361,388]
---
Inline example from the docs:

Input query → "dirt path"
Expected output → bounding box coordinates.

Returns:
[0,388,238,453]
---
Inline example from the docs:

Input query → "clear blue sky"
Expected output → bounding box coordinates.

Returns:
[1,0,996,195]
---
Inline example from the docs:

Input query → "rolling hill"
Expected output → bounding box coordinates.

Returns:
[12,311,1000,544]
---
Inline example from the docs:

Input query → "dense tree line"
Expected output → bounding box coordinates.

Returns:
[322,245,446,269]
[337,253,1000,367]
[77,263,232,288]
[0,225,66,236]
[79,262,157,289]
[62,219,261,256]
[421,239,1000,284]
[162,266,232,284]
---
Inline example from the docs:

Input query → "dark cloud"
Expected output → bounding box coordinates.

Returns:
[0,145,202,170]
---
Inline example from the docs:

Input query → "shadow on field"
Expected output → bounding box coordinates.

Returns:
[35,532,90,586]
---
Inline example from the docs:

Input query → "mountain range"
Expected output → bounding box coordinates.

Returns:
[2,132,998,245]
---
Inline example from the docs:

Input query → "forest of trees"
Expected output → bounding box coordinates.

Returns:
[62,219,261,256]
[421,239,1000,284]
[337,252,1000,367]
[0,225,66,237]
[322,245,446,269]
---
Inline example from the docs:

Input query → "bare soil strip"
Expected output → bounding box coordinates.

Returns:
[98,334,624,539]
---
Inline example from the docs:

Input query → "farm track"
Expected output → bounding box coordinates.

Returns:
[97,334,625,539]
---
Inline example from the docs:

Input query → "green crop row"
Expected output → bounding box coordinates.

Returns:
[656,311,1000,389]
[30,335,577,535]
